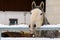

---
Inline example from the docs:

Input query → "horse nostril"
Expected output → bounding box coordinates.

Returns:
[40,13,43,15]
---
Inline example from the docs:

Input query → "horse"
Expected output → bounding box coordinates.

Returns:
[30,1,49,34]
[29,1,59,38]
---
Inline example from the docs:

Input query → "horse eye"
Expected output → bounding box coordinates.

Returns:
[40,13,43,15]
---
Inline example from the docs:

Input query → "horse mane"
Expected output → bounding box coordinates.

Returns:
[42,16,50,26]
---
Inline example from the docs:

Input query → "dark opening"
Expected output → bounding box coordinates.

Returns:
[9,19,18,25]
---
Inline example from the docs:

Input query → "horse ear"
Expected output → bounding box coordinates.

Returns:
[40,1,44,11]
[32,1,36,9]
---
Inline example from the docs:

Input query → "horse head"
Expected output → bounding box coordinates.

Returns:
[30,1,49,34]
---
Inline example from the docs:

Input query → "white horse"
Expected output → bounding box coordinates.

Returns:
[30,1,49,34]
[30,1,59,38]
[30,7,59,37]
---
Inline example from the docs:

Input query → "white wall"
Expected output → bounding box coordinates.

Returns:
[1,0,60,25]
[0,11,30,25]
[46,0,60,24]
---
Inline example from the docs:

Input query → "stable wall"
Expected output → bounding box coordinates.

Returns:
[46,0,60,24]
[0,11,30,25]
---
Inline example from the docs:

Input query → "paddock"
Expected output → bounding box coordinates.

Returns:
[0,24,60,40]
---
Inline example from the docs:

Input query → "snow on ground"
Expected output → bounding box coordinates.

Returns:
[41,24,60,28]
[1,24,60,40]
[1,38,60,40]
[0,24,60,28]
[0,24,29,28]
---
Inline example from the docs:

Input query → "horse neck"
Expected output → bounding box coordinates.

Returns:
[42,12,48,25]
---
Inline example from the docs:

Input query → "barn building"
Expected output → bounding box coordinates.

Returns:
[0,0,60,25]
